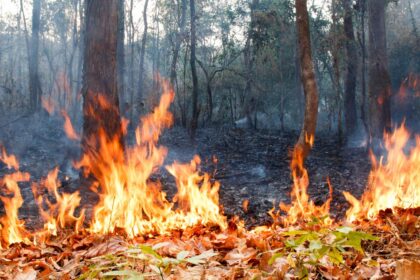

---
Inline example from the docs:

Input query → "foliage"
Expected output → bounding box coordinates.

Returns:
[268,226,379,279]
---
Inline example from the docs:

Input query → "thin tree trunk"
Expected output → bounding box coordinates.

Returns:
[137,0,149,109]
[189,0,199,138]
[344,0,358,137]
[331,0,343,144]
[128,0,135,124]
[170,0,187,88]
[368,0,391,140]
[294,0,319,167]
[29,0,42,112]
[82,0,123,154]
[117,0,125,108]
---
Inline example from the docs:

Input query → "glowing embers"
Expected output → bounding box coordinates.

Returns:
[344,124,420,221]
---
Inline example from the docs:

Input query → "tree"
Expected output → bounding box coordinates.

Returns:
[368,0,391,140]
[29,0,42,111]
[293,0,319,167]
[82,0,123,154]
[169,0,187,88]
[343,0,358,138]
[137,0,149,110]
[189,0,199,138]
[117,0,125,107]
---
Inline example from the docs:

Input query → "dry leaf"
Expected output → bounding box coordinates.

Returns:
[14,267,37,280]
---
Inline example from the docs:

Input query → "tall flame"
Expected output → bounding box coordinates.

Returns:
[279,140,332,226]
[0,149,30,248]
[76,82,226,237]
[344,124,420,221]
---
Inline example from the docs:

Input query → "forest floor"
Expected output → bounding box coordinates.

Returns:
[1,113,419,279]
[0,112,371,228]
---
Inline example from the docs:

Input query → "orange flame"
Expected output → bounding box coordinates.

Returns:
[279,146,332,226]
[76,81,226,237]
[344,124,420,221]
[31,168,84,237]
[61,110,80,141]
[166,155,226,230]
[0,150,30,248]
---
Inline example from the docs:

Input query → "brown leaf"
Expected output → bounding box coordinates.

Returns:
[224,247,257,266]
[14,267,37,280]
[84,237,127,258]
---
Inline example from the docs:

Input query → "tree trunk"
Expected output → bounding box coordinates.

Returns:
[170,0,187,88]
[294,0,319,166]
[117,0,125,107]
[82,0,123,154]
[29,0,42,112]
[343,0,358,138]
[368,0,391,140]
[128,0,135,124]
[331,0,343,144]
[137,0,149,109]
[189,0,199,138]
[243,0,259,129]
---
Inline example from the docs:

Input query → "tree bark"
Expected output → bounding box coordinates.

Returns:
[343,0,358,138]
[29,0,42,112]
[368,0,391,140]
[137,0,149,109]
[294,0,319,166]
[82,0,123,154]
[170,0,187,89]
[117,0,125,107]
[189,0,199,138]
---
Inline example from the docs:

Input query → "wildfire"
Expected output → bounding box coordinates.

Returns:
[1,79,419,253]
[279,139,333,226]
[0,149,30,248]
[76,82,226,237]
[344,124,420,221]
[31,168,85,238]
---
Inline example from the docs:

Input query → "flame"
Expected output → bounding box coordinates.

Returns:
[279,145,332,226]
[344,124,420,221]
[76,82,225,237]
[166,155,226,230]
[0,150,30,248]
[61,110,80,141]
[31,168,84,237]
[1,147,19,170]
[398,73,420,100]
[41,96,57,115]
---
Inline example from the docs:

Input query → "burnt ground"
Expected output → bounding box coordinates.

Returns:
[0,113,371,229]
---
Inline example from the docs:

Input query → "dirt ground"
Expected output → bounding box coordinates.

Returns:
[0,113,372,229]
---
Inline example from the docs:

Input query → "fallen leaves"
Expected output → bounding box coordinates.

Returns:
[0,216,418,279]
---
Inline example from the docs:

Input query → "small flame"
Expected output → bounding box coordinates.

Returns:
[166,155,226,230]
[279,146,332,226]
[0,150,30,248]
[344,124,420,221]
[41,96,57,115]
[61,110,80,141]
[31,168,84,238]
[1,147,19,170]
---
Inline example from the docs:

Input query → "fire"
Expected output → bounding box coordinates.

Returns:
[344,124,420,221]
[279,141,332,226]
[0,149,30,248]
[31,168,84,237]
[77,82,226,237]
[61,110,80,141]
[166,155,226,230]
